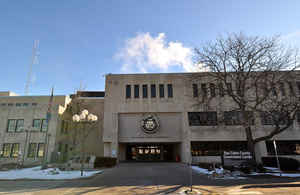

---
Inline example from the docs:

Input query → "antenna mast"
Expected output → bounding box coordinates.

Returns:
[25,40,39,95]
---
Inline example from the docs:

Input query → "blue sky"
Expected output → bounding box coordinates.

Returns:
[1,1,300,95]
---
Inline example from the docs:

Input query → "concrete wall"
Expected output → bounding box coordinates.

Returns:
[0,95,70,165]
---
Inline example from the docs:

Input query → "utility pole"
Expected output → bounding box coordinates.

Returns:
[25,40,39,95]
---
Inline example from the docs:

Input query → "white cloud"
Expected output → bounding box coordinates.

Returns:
[115,32,198,73]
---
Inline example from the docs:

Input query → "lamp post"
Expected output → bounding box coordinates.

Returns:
[72,109,98,176]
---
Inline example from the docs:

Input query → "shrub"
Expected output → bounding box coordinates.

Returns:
[94,157,117,168]
[261,157,299,171]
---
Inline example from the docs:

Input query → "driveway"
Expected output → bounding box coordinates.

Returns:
[1,163,300,194]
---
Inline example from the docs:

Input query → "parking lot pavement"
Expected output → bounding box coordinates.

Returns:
[1,163,300,194]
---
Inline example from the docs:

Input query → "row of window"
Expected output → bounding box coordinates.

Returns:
[0,103,38,107]
[125,84,173,99]
[1,143,44,158]
[188,111,300,126]
[7,119,48,132]
[192,81,300,98]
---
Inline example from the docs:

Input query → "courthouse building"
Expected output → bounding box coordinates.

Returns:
[1,72,300,165]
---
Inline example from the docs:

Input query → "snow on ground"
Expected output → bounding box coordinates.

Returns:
[0,166,103,180]
[191,166,246,179]
[250,167,300,178]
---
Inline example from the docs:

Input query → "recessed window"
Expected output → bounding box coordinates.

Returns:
[1,103,6,106]
[209,83,216,97]
[226,83,233,95]
[28,143,37,158]
[159,84,164,98]
[1,143,20,158]
[8,103,13,106]
[7,119,24,132]
[32,119,48,131]
[192,84,198,97]
[218,83,224,97]
[201,84,207,97]
[151,84,156,98]
[167,84,173,98]
[37,143,45,158]
[11,144,20,158]
[23,103,29,107]
[224,111,254,126]
[142,85,148,98]
[16,103,21,107]
[188,112,217,126]
[126,85,131,99]
[32,103,38,106]
[266,140,300,155]
[134,85,139,98]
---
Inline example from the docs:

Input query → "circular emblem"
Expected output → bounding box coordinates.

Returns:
[141,115,159,134]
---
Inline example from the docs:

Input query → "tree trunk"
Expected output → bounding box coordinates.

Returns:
[245,126,256,165]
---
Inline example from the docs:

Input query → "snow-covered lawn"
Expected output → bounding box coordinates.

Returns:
[191,166,246,179]
[0,166,103,180]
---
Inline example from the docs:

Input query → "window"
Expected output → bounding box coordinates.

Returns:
[33,119,42,130]
[271,87,278,96]
[126,85,131,99]
[188,112,218,126]
[15,119,24,132]
[7,119,16,132]
[28,143,37,158]
[58,143,62,152]
[2,144,12,158]
[288,82,295,96]
[201,84,207,97]
[224,111,254,126]
[151,84,156,98]
[159,84,164,98]
[209,83,216,97]
[191,141,247,156]
[297,82,300,95]
[192,84,198,97]
[1,103,6,106]
[32,103,38,106]
[279,83,286,96]
[41,119,48,131]
[8,103,13,106]
[218,83,224,97]
[266,140,300,155]
[7,119,24,132]
[260,111,287,125]
[226,83,233,95]
[16,103,21,107]
[11,143,20,158]
[142,84,148,98]
[134,85,139,98]
[23,103,29,107]
[167,84,173,98]
[32,119,47,131]
[64,144,69,153]
[37,143,45,158]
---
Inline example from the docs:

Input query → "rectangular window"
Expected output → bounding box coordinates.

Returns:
[16,103,21,107]
[23,103,29,107]
[266,140,300,155]
[279,82,286,96]
[15,119,24,132]
[126,85,131,99]
[226,83,233,95]
[151,84,156,98]
[297,82,300,95]
[288,82,295,96]
[33,119,42,130]
[32,103,38,106]
[142,85,148,98]
[2,144,12,158]
[11,143,20,158]
[64,144,69,153]
[188,112,218,126]
[224,111,254,126]
[260,111,287,125]
[58,143,62,152]
[201,84,207,97]
[218,83,224,97]
[41,119,48,132]
[28,143,37,158]
[7,119,16,132]
[134,85,139,98]
[193,84,198,97]
[167,84,173,98]
[159,84,164,98]
[37,143,45,158]
[209,83,216,97]
[61,120,65,134]
[8,103,13,106]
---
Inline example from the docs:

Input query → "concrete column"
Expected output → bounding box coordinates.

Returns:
[181,112,191,163]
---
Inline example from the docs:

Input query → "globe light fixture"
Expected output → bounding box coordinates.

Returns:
[72,110,98,123]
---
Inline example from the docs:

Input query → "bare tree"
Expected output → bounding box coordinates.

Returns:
[61,94,99,176]
[193,33,300,163]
